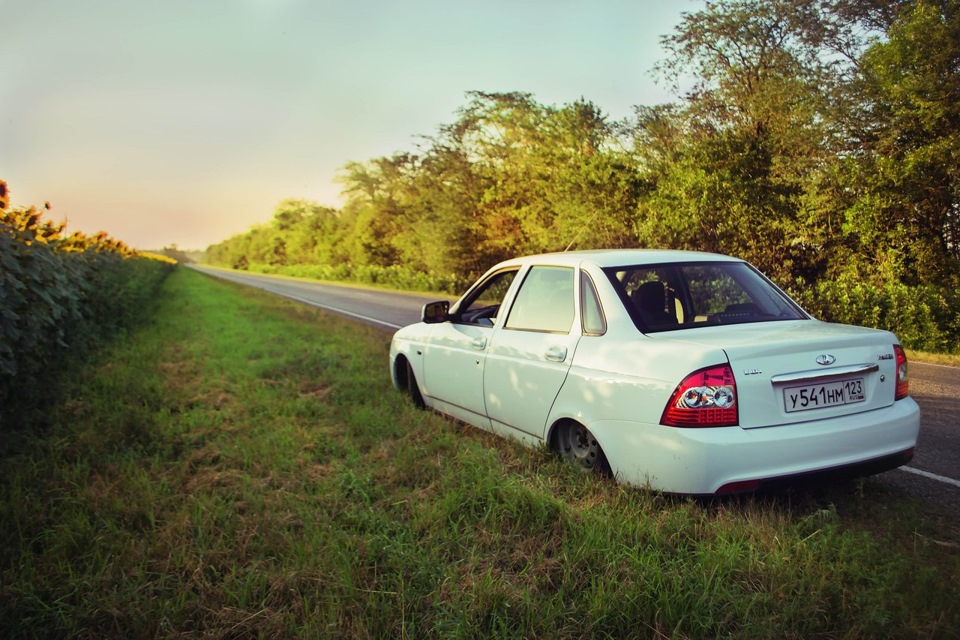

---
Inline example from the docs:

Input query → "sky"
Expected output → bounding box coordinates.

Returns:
[1,0,693,250]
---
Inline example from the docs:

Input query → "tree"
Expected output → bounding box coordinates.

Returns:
[283,202,340,265]
[637,0,863,282]
[336,157,410,267]
[845,0,960,285]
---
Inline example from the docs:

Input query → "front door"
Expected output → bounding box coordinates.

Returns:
[422,268,520,427]
[422,322,491,424]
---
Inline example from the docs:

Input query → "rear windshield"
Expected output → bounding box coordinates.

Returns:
[604,262,807,333]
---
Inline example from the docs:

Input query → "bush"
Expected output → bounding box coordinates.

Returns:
[788,275,960,353]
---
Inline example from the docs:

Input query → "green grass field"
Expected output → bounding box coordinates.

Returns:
[1,267,958,639]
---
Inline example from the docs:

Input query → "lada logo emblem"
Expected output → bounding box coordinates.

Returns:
[815,354,836,366]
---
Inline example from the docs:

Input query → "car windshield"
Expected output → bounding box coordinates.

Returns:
[604,261,806,333]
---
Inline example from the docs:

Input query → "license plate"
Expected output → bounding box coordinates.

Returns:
[783,378,865,413]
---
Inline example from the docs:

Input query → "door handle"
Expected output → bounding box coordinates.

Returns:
[471,336,487,350]
[545,345,567,362]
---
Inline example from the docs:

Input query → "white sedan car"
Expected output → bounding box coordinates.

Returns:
[389,250,920,495]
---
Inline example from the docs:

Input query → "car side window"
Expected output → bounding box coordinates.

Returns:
[457,269,519,326]
[504,266,574,333]
[581,272,606,336]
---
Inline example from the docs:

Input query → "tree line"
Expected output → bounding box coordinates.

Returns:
[205,0,960,351]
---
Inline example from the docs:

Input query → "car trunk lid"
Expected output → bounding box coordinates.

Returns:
[649,320,902,429]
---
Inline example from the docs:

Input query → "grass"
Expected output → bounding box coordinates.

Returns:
[1,267,958,639]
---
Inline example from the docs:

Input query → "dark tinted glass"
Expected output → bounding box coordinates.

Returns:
[606,262,805,332]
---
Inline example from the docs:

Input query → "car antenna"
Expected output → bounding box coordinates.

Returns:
[564,210,601,251]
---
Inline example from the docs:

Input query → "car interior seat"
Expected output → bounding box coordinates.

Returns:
[631,281,678,327]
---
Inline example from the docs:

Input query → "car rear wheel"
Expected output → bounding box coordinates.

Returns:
[405,359,426,410]
[553,420,610,475]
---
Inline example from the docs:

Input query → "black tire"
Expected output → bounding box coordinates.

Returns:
[405,360,426,410]
[553,420,610,475]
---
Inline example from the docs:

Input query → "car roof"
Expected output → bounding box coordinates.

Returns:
[498,249,741,270]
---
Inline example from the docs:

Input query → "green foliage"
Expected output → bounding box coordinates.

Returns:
[0,207,174,423]
[640,0,856,282]
[848,0,960,285]
[205,199,344,270]
[247,262,469,295]
[789,273,960,352]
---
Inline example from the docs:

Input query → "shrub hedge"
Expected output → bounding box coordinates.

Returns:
[788,275,960,354]
[246,262,471,295]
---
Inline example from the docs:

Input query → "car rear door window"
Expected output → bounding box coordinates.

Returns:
[505,266,574,333]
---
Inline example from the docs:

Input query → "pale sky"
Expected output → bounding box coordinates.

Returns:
[1,0,692,250]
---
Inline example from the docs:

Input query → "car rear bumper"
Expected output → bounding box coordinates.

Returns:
[721,446,915,496]
[589,397,921,495]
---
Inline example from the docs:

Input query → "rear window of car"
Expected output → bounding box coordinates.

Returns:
[604,262,806,333]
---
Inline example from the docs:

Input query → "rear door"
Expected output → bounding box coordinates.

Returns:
[483,265,580,438]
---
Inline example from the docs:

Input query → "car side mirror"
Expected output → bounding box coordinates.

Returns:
[422,300,450,324]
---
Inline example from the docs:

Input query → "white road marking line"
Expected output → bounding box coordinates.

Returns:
[196,268,407,330]
[900,466,960,489]
[275,292,404,330]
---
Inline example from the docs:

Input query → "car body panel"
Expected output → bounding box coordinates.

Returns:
[546,334,730,432]
[587,397,919,494]
[485,327,580,437]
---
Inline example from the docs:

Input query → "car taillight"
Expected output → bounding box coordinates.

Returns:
[894,345,909,400]
[661,364,738,427]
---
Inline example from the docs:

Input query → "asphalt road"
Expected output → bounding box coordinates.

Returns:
[876,361,960,510]
[189,265,441,330]
[191,265,960,510]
